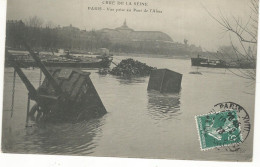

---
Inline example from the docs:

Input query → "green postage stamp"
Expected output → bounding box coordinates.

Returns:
[195,110,242,150]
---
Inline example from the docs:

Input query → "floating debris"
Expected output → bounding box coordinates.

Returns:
[98,68,110,75]
[147,69,182,93]
[189,71,202,75]
[109,58,156,76]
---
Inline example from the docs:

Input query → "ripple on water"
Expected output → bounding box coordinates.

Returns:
[147,90,182,121]
[7,117,106,155]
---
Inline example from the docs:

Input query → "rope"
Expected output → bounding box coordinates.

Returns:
[10,70,16,118]
[26,93,30,126]
[39,70,42,86]
[111,61,118,66]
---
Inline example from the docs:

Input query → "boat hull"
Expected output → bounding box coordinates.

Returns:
[5,60,112,68]
[191,58,255,69]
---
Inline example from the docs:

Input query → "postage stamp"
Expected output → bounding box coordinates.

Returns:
[196,109,243,151]
[210,102,251,152]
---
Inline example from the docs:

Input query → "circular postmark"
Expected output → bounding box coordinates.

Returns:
[209,102,251,152]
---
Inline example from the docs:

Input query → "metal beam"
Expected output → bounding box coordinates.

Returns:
[24,43,63,94]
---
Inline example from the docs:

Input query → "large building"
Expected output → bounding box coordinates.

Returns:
[99,20,173,44]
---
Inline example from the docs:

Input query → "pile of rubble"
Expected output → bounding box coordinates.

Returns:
[109,58,156,76]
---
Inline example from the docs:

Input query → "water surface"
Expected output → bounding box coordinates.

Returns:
[2,56,255,161]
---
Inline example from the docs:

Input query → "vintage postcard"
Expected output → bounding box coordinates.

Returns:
[1,0,258,162]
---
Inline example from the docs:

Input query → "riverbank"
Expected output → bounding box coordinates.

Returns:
[112,52,191,59]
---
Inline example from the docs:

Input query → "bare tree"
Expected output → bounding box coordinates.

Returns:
[45,20,55,28]
[24,16,44,28]
[205,0,258,80]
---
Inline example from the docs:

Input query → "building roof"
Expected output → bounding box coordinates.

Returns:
[115,19,134,32]
[130,31,173,42]
[100,20,173,43]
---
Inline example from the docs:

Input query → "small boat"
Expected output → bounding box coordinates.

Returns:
[191,54,226,68]
[191,54,255,69]
[191,57,208,66]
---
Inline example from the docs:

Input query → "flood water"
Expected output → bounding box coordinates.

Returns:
[1,56,255,161]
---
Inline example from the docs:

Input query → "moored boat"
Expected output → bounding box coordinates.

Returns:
[191,54,255,69]
[5,50,113,68]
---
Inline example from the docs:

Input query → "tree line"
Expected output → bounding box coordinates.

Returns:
[6,17,203,56]
[5,19,111,52]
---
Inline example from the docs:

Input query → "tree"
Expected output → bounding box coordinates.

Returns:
[184,39,188,45]
[217,45,237,62]
[6,20,26,48]
[45,20,55,28]
[205,0,258,80]
[24,16,44,28]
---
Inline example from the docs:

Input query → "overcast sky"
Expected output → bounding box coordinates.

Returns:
[6,0,254,51]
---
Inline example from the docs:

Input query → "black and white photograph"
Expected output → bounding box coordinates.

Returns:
[0,0,259,165]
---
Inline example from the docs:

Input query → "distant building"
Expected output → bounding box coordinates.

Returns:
[6,20,202,55]
[99,20,173,44]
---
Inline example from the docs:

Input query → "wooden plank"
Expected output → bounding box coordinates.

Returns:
[58,69,73,79]
[60,72,81,94]
[147,69,165,91]
[41,69,62,95]
[76,83,89,102]
[70,76,86,100]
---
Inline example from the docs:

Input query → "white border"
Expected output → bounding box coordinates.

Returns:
[0,0,260,167]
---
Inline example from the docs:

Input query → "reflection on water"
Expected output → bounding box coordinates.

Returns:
[147,90,181,120]
[114,75,147,85]
[3,116,106,155]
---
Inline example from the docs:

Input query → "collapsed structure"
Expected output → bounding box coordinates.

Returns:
[7,45,107,123]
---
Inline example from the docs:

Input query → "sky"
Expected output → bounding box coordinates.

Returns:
[6,0,255,51]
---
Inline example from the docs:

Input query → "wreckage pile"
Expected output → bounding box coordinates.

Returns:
[109,58,156,76]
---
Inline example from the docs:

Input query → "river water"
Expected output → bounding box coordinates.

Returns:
[1,56,255,161]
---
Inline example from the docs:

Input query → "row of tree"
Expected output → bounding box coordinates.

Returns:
[6,16,203,55]
[5,19,111,52]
